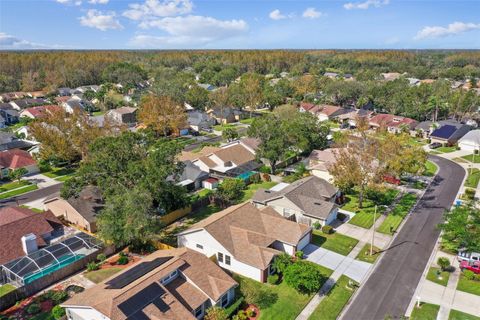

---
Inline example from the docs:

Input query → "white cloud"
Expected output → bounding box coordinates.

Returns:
[88,0,109,4]
[302,7,322,19]
[414,21,480,40]
[0,33,66,49]
[343,0,389,10]
[269,9,286,20]
[123,0,193,20]
[56,0,82,5]
[79,9,123,31]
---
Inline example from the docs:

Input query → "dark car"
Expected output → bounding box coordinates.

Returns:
[429,142,442,149]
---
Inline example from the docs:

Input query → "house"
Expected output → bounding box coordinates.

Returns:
[305,148,345,182]
[177,202,312,282]
[44,186,103,233]
[368,114,418,133]
[19,105,61,119]
[0,92,27,102]
[0,148,39,177]
[62,248,238,320]
[9,98,47,110]
[317,105,349,122]
[0,132,36,152]
[337,108,374,128]
[28,91,46,99]
[299,102,316,113]
[57,87,72,96]
[105,107,137,126]
[75,85,101,93]
[0,103,19,126]
[179,146,222,163]
[344,74,354,81]
[207,107,243,124]
[62,99,88,113]
[458,130,480,151]
[252,176,340,227]
[187,111,216,132]
[202,177,219,190]
[430,120,471,145]
[175,161,210,191]
[0,207,63,265]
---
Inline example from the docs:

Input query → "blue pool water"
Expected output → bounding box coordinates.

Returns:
[23,254,85,284]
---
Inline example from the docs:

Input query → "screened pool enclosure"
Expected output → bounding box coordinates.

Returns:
[0,233,102,287]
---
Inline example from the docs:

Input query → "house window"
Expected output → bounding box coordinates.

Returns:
[194,305,203,318]
[221,293,229,307]
[218,252,224,263]
[196,244,203,250]
[225,255,231,265]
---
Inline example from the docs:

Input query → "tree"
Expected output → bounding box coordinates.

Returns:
[437,257,451,271]
[185,85,210,110]
[215,178,245,207]
[271,253,293,274]
[222,127,239,142]
[8,168,28,182]
[240,73,264,111]
[284,261,326,294]
[439,202,480,253]
[138,95,187,137]
[204,306,228,320]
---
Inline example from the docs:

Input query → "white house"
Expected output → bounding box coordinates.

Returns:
[177,202,312,282]
[459,130,480,152]
[62,248,237,320]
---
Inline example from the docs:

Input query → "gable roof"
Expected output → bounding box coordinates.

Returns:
[181,202,311,269]
[179,146,222,162]
[66,186,103,224]
[213,144,255,166]
[459,130,480,146]
[178,161,209,182]
[369,114,417,129]
[63,248,237,320]
[20,105,60,119]
[318,105,347,117]
[0,148,37,169]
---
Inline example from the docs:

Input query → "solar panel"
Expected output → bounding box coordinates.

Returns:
[431,125,457,139]
[106,257,173,289]
[118,283,165,318]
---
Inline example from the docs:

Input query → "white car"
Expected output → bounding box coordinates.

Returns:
[457,250,480,263]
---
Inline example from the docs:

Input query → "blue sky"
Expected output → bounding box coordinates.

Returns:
[1,0,479,49]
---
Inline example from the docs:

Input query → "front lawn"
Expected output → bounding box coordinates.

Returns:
[175,136,197,147]
[457,273,480,296]
[437,146,458,153]
[0,184,38,199]
[241,181,278,202]
[462,154,480,163]
[0,180,31,192]
[43,167,76,178]
[377,193,418,235]
[426,267,450,287]
[240,118,255,125]
[424,160,438,177]
[465,168,480,189]
[84,267,123,283]
[449,309,480,320]
[213,123,237,131]
[311,230,359,256]
[0,283,15,297]
[355,244,381,263]
[308,275,358,320]
[410,302,440,320]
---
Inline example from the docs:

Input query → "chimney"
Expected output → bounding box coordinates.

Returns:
[21,233,38,254]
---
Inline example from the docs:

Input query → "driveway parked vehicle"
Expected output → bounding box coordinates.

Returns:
[457,250,480,263]
[429,142,442,149]
[460,260,480,274]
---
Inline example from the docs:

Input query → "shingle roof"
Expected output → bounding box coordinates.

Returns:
[178,161,209,182]
[110,107,137,115]
[214,144,255,166]
[66,186,103,224]
[369,114,417,129]
[0,148,37,169]
[179,146,221,162]
[63,248,237,320]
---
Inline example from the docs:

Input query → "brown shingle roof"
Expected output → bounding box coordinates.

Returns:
[0,148,37,169]
[179,146,221,162]
[63,248,237,320]
[213,144,255,166]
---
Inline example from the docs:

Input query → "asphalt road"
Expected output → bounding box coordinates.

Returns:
[0,183,62,209]
[342,155,466,320]
[183,127,248,152]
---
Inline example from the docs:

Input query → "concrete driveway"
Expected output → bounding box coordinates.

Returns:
[303,244,372,283]
[23,173,61,188]
[336,222,392,249]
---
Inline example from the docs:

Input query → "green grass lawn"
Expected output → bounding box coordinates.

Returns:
[437,146,458,153]
[424,160,438,176]
[19,205,44,213]
[457,273,480,296]
[84,267,123,283]
[449,309,480,320]
[56,174,75,182]
[377,193,418,235]
[343,190,397,229]
[0,184,38,199]
[92,110,106,116]
[240,118,255,125]
[234,266,333,320]
[0,180,31,192]
[355,244,381,263]
[462,154,480,163]
[0,283,15,297]
[308,275,358,320]
[43,167,76,178]
[241,181,278,202]
[312,230,359,256]
[454,157,470,164]
[213,123,237,131]
[465,168,480,188]
[426,267,450,286]
[410,302,440,320]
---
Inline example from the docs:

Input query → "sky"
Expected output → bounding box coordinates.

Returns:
[0,0,479,50]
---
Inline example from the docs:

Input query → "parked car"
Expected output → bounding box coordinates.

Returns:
[460,260,480,274]
[429,142,442,149]
[457,250,480,263]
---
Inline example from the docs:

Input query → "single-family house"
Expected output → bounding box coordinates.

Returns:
[187,111,216,132]
[62,248,237,320]
[344,74,354,81]
[369,114,418,133]
[44,186,103,233]
[299,102,316,113]
[177,202,312,282]
[0,132,36,152]
[19,105,60,119]
[317,105,349,122]
[381,72,402,81]
[0,207,63,265]
[430,120,471,145]
[9,98,47,110]
[28,91,46,99]
[75,85,101,93]
[62,99,89,114]
[0,148,39,177]
[105,107,137,126]
[0,92,27,103]
[175,161,210,191]
[337,108,374,128]
[252,176,340,227]
[179,146,222,163]
[304,148,345,182]
[458,130,480,152]
[0,103,19,126]
[207,107,243,124]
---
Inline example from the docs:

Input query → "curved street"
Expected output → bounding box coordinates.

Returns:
[342,155,466,320]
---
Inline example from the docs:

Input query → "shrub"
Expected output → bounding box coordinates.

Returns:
[87,262,99,271]
[51,290,69,305]
[313,221,321,230]
[322,225,333,234]
[235,310,247,320]
[464,270,476,280]
[204,306,228,320]
[117,255,129,265]
[52,305,66,320]
[295,250,304,259]
[437,257,451,271]
[97,253,107,263]
[284,261,327,294]
[267,274,279,285]
[271,253,293,274]
[239,279,277,309]
[246,308,255,318]
[259,166,271,174]
[38,160,52,173]
[337,212,347,221]
[26,303,42,315]
[464,188,476,200]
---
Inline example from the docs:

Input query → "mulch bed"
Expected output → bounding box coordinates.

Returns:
[243,304,260,320]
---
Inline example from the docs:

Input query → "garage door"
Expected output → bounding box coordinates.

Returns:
[297,232,311,251]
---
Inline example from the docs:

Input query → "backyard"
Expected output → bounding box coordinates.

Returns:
[457,273,480,296]
[241,180,278,202]
[426,267,450,287]
[465,168,480,189]
[84,267,123,283]
[410,302,440,320]
[308,275,358,320]
[311,230,359,256]
[377,193,418,235]
[355,244,381,263]
[0,284,15,297]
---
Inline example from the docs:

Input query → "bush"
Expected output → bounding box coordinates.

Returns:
[313,221,321,230]
[117,255,129,265]
[337,212,347,221]
[295,250,304,259]
[322,225,333,234]
[97,253,107,263]
[246,308,255,318]
[87,261,99,271]
[284,261,327,294]
[239,280,277,309]
[38,160,52,173]
[267,274,279,285]
[234,310,247,320]
[464,270,476,280]
[225,297,244,318]
[52,305,66,320]
[205,306,228,320]
[464,188,476,200]
[26,303,42,315]
[51,290,69,305]
[437,257,451,271]
[259,165,271,174]
[271,253,293,274]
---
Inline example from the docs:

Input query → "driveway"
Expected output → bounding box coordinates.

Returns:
[23,173,61,188]
[341,155,466,320]
[303,244,372,283]
[335,222,392,250]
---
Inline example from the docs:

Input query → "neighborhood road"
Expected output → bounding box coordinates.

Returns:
[0,183,62,208]
[342,155,465,320]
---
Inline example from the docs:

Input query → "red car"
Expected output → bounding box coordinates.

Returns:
[460,260,480,274]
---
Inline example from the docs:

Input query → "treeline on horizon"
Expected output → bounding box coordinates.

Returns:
[1,50,480,93]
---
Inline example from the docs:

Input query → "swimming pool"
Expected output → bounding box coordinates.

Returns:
[23,254,86,284]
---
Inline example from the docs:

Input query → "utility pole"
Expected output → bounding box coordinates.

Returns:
[370,205,377,256]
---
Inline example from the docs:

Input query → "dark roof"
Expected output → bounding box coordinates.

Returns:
[431,125,458,139]
[66,186,104,224]
[179,161,209,182]
[11,99,47,109]
[187,111,215,127]
[0,132,36,151]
